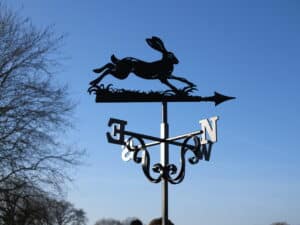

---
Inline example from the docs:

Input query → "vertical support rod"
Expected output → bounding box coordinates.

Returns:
[161,102,169,225]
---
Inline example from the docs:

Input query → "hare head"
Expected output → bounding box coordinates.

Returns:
[146,36,179,64]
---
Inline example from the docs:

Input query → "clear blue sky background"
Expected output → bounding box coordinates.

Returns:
[5,1,300,225]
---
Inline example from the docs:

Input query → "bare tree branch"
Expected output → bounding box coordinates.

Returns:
[0,2,84,195]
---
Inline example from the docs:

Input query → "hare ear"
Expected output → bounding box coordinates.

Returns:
[146,37,166,52]
[146,38,155,49]
[151,36,167,51]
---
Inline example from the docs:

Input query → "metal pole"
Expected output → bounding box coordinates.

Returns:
[161,102,169,225]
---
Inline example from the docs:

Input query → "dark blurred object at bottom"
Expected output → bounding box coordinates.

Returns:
[131,219,143,225]
[148,218,174,225]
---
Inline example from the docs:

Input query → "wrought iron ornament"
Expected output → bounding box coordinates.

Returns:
[88,36,235,225]
[107,117,218,184]
[88,36,235,103]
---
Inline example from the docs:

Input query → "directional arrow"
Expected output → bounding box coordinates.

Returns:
[93,86,235,105]
[200,92,236,106]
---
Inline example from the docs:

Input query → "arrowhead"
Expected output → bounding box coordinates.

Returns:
[214,92,235,106]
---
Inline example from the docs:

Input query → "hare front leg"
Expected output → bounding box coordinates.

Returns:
[169,75,196,88]
[160,78,178,92]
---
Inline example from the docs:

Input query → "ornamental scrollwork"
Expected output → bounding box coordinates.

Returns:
[119,129,213,185]
[124,136,162,183]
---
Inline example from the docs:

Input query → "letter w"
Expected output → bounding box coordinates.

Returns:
[197,142,213,161]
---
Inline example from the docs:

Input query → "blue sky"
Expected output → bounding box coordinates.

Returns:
[5,1,300,225]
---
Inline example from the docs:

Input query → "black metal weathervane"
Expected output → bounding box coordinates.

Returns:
[88,36,235,225]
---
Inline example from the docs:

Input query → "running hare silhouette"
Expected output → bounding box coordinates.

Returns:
[89,36,196,92]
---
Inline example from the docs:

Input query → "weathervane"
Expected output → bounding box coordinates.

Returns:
[88,36,235,225]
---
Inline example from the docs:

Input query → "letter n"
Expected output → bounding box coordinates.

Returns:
[199,116,218,144]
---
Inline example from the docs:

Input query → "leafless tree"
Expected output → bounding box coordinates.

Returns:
[71,209,88,225]
[49,199,87,225]
[0,180,50,225]
[94,218,122,225]
[0,2,83,194]
[0,180,87,225]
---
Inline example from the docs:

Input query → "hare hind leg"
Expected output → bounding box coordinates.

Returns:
[90,63,115,85]
[89,68,114,86]
[89,67,131,86]
[93,63,114,73]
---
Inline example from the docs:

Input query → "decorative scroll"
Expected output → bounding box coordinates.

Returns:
[124,136,162,183]
[165,136,213,184]
[107,118,214,184]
